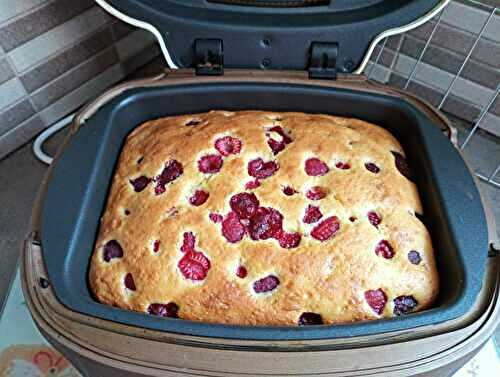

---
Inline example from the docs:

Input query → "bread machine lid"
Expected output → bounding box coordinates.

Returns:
[96,0,449,75]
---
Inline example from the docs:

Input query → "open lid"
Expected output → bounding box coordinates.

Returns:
[97,0,448,75]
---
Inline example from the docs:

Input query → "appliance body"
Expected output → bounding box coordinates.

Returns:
[21,0,500,375]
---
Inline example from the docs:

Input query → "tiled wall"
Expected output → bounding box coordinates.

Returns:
[0,0,498,161]
[366,0,500,137]
[0,0,160,160]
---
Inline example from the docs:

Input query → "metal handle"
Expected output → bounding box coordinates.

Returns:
[207,0,329,7]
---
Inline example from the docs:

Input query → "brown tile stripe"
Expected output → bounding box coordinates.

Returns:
[19,27,115,93]
[30,47,118,111]
[368,45,396,68]
[400,35,500,90]
[0,99,36,136]
[111,18,135,41]
[0,115,46,160]
[121,44,161,76]
[0,58,14,85]
[0,0,94,52]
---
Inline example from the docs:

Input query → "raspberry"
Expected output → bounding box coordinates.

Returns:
[392,151,414,181]
[247,158,279,179]
[375,240,395,259]
[147,302,179,318]
[365,162,380,174]
[364,289,387,315]
[153,240,160,253]
[306,186,326,201]
[230,192,260,219]
[124,273,136,291]
[267,126,292,155]
[215,136,242,156]
[198,154,223,174]
[181,232,196,253]
[248,207,283,240]
[393,295,418,316]
[129,176,151,192]
[253,275,280,293]
[178,250,211,280]
[189,190,209,206]
[103,240,123,262]
[209,213,223,223]
[155,160,183,195]
[408,250,422,265]
[303,205,323,224]
[368,211,381,228]
[335,162,351,170]
[221,212,247,243]
[298,312,323,326]
[236,266,248,278]
[311,216,340,241]
[282,186,297,196]
[245,179,261,190]
[305,158,329,176]
[277,231,301,249]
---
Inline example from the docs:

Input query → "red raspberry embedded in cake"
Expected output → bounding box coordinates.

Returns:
[129,176,151,192]
[221,212,247,243]
[230,192,260,219]
[236,266,248,278]
[198,154,223,174]
[277,231,301,249]
[282,186,297,196]
[368,211,381,228]
[306,186,326,201]
[364,289,387,315]
[305,158,329,176]
[181,232,196,253]
[393,295,418,316]
[215,136,242,156]
[365,162,380,174]
[253,275,280,293]
[103,240,124,262]
[124,273,136,291]
[266,126,292,155]
[189,190,209,206]
[392,151,414,181]
[155,160,183,195]
[245,179,261,190]
[209,213,223,223]
[248,207,283,240]
[247,158,279,179]
[178,250,211,281]
[375,240,395,259]
[153,240,160,253]
[303,205,323,224]
[148,302,179,318]
[408,250,422,265]
[298,312,324,326]
[311,216,340,241]
[335,161,351,170]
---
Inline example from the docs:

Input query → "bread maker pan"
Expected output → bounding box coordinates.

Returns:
[20,0,500,375]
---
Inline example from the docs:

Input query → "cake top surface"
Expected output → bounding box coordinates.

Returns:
[89,110,438,326]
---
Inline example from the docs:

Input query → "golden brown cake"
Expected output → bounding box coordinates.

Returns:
[89,110,439,326]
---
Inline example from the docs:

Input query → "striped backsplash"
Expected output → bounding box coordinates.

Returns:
[0,0,498,160]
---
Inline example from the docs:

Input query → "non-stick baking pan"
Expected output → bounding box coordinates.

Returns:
[40,80,488,340]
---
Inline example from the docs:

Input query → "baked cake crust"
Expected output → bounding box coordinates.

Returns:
[89,110,439,326]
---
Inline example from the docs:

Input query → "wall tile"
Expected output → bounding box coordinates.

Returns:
[0,59,15,85]
[115,29,157,61]
[479,112,500,137]
[0,0,49,26]
[111,19,135,41]
[0,116,45,161]
[0,0,93,52]
[0,78,27,112]
[30,48,119,111]
[121,44,161,76]
[8,6,111,74]
[491,95,500,117]
[0,99,36,136]
[19,27,114,93]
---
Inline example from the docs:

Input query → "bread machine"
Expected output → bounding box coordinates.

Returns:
[21,0,500,376]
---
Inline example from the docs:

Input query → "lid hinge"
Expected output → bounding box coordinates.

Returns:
[308,42,338,80]
[195,39,224,76]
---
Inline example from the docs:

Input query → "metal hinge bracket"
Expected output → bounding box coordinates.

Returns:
[308,42,338,80]
[195,39,224,76]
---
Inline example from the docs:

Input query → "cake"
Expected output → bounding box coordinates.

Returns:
[89,110,439,326]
